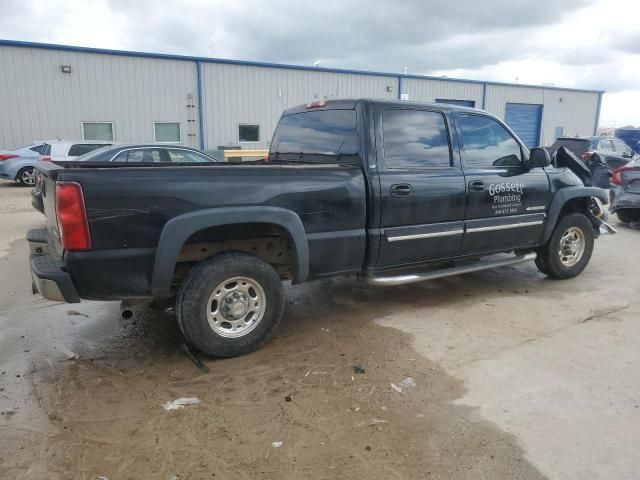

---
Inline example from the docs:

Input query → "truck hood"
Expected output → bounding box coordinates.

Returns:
[554,146,591,186]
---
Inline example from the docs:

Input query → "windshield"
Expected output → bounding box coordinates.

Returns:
[270,109,358,163]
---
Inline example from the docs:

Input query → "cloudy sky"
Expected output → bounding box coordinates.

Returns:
[1,0,638,127]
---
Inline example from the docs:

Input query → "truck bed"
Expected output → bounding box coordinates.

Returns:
[38,160,367,299]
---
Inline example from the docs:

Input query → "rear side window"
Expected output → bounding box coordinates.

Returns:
[29,144,46,154]
[270,110,358,163]
[458,114,522,168]
[598,139,614,151]
[167,149,215,162]
[382,109,451,169]
[114,149,166,162]
[612,139,631,154]
[68,144,109,157]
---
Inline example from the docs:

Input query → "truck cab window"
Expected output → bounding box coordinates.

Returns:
[382,109,451,169]
[458,114,522,168]
[269,110,358,163]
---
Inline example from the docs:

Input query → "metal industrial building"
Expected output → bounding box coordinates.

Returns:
[0,39,603,152]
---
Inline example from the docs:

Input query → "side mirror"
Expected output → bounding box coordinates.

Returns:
[622,151,632,158]
[526,147,551,168]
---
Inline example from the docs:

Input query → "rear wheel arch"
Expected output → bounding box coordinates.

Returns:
[151,207,309,298]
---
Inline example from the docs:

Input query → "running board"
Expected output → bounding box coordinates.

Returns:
[364,252,537,287]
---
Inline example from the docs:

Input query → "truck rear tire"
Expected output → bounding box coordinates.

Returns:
[535,213,594,279]
[176,252,285,357]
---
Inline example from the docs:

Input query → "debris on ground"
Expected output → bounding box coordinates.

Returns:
[285,395,292,402]
[356,418,388,427]
[352,365,366,374]
[390,383,403,393]
[399,377,417,389]
[271,441,283,448]
[1,408,18,416]
[161,397,201,411]
[66,310,88,318]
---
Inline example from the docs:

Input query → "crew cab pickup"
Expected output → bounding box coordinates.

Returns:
[29,99,612,357]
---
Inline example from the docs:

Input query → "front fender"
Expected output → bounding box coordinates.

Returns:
[151,206,309,298]
[541,186,608,244]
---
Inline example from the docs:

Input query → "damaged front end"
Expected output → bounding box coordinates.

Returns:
[554,147,617,237]
[589,197,617,236]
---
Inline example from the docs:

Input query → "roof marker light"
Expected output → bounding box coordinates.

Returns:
[306,100,327,108]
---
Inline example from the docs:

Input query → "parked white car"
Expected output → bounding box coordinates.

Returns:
[42,140,114,162]
[0,140,113,186]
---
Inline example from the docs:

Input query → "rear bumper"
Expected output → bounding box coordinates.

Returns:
[609,185,640,212]
[29,229,80,303]
[27,228,156,302]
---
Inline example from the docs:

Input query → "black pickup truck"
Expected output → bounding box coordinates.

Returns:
[29,99,612,357]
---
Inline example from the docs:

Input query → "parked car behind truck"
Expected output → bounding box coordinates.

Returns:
[547,136,635,170]
[30,144,220,213]
[610,157,640,223]
[0,140,111,186]
[28,99,612,358]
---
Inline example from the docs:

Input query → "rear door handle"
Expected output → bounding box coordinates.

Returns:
[468,180,485,192]
[390,183,412,197]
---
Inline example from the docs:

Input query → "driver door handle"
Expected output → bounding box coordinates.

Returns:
[390,183,412,197]
[468,180,485,192]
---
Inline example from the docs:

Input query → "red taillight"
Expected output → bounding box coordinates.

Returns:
[40,156,52,162]
[611,165,631,186]
[0,154,18,161]
[55,182,91,251]
[306,99,327,108]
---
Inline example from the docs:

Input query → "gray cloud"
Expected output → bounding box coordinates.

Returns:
[95,0,596,74]
[4,0,636,95]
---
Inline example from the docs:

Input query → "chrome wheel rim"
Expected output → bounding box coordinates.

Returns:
[558,226,585,267]
[206,276,266,338]
[21,169,35,185]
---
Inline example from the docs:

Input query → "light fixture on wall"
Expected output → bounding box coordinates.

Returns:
[386,85,394,92]
[60,65,72,74]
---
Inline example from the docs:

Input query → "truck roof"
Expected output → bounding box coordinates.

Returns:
[282,98,482,116]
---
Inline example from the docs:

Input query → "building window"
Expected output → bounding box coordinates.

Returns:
[154,122,181,143]
[239,124,260,142]
[435,99,476,108]
[82,122,114,141]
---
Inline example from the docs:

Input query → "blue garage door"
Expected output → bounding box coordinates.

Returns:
[505,103,543,148]
[435,98,476,108]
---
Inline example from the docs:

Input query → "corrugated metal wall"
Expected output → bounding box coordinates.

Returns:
[0,42,601,151]
[484,85,598,146]
[200,63,397,149]
[0,45,198,149]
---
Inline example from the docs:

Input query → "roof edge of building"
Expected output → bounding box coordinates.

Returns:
[0,38,605,95]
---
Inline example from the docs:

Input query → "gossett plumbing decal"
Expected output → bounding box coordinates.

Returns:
[488,182,524,215]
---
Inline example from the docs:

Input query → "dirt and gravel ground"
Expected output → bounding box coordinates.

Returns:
[0,182,639,480]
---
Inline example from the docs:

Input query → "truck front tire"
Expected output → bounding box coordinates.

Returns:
[176,252,285,357]
[535,213,594,279]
